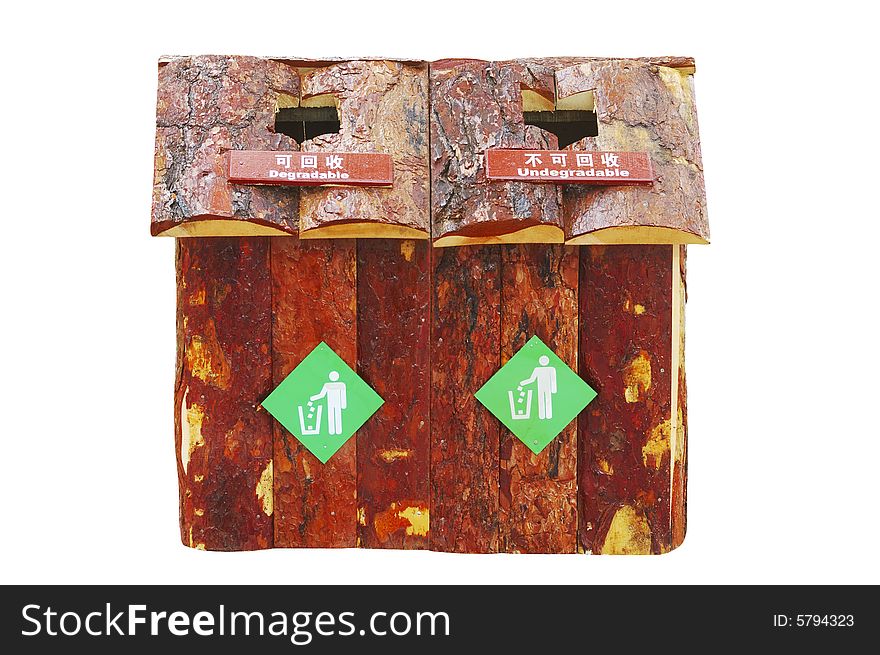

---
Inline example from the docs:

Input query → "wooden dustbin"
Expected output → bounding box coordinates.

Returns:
[152,55,708,554]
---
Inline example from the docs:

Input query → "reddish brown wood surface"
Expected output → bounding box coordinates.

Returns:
[174,237,274,550]
[558,60,708,243]
[430,60,563,244]
[356,240,431,548]
[500,244,579,553]
[271,237,358,548]
[153,56,301,236]
[578,245,679,554]
[430,246,501,552]
[299,61,430,237]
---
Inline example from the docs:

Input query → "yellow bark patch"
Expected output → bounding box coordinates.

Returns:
[659,67,698,134]
[623,351,652,403]
[642,419,671,469]
[603,121,655,153]
[674,406,686,463]
[400,240,415,262]
[256,460,273,516]
[623,298,646,315]
[598,459,614,475]
[358,507,367,526]
[188,289,206,305]
[194,509,204,517]
[186,320,231,389]
[180,389,205,475]
[398,506,429,537]
[601,505,652,555]
[379,449,412,463]
[373,502,430,541]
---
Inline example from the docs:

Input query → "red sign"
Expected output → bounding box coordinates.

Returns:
[228,151,393,186]
[485,150,653,185]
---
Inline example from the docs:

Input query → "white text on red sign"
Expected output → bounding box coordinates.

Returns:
[485,150,653,185]
[228,151,394,187]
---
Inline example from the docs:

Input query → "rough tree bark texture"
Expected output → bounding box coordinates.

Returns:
[174,237,274,550]
[431,246,501,552]
[153,56,301,237]
[430,60,563,246]
[578,244,683,554]
[271,238,358,548]
[299,61,430,239]
[527,56,695,71]
[356,240,431,548]
[558,60,708,244]
[500,244,580,553]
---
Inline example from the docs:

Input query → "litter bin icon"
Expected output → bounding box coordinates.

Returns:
[508,386,533,420]
[298,403,323,435]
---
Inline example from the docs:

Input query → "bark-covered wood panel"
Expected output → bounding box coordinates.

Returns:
[356,240,431,548]
[430,246,501,552]
[153,56,300,237]
[499,244,579,553]
[430,60,563,246]
[558,61,708,245]
[174,237,274,550]
[578,244,679,554]
[271,237,358,548]
[299,61,430,239]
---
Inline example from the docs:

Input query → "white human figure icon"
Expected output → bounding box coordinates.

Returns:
[520,355,557,420]
[310,371,347,435]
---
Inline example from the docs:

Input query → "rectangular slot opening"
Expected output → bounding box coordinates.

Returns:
[274,106,341,143]
[523,110,598,149]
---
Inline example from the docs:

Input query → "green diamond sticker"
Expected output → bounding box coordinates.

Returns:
[262,342,383,463]
[475,336,597,454]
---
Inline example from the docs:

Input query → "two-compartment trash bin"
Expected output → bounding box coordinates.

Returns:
[152,54,707,554]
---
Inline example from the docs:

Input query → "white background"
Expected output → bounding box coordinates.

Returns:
[2,0,877,585]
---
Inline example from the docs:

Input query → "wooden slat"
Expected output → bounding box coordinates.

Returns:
[578,244,677,554]
[558,60,708,245]
[430,246,501,553]
[298,61,430,239]
[271,237,358,548]
[499,244,579,553]
[152,56,300,237]
[671,245,688,549]
[430,59,563,246]
[174,237,274,550]
[356,239,431,548]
